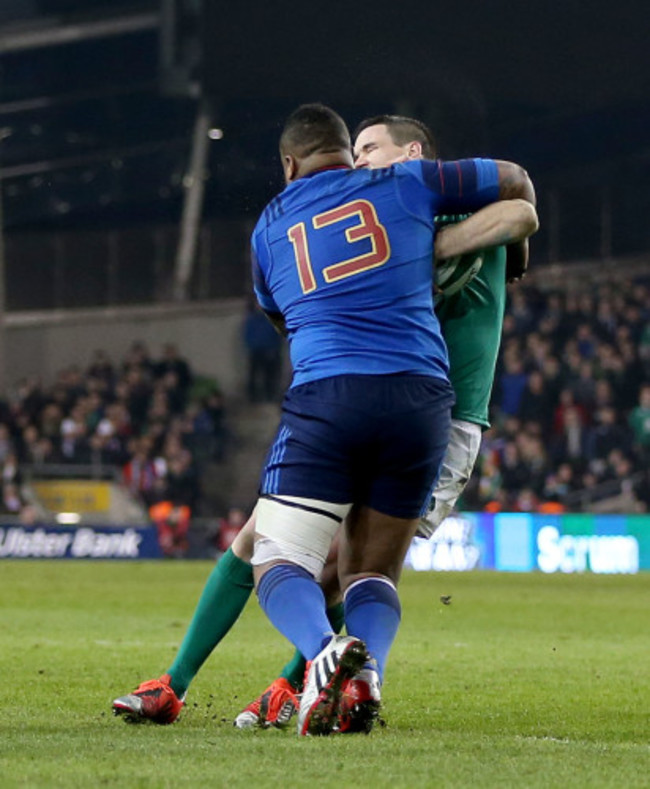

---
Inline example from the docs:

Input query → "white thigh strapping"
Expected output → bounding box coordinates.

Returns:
[251,495,351,579]
[427,419,482,529]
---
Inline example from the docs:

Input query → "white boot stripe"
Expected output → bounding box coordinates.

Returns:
[317,660,328,690]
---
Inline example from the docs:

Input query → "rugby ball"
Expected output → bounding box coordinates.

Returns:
[435,252,484,297]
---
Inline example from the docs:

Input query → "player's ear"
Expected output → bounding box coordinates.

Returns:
[283,154,298,183]
[407,141,423,160]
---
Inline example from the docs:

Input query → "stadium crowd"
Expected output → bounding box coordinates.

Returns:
[465,273,650,514]
[0,342,227,552]
[1,271,648,535]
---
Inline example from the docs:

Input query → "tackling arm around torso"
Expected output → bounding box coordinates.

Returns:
[434,199,538,260]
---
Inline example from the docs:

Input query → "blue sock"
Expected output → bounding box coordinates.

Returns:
[344,577,401,683]
[257,564,333,661]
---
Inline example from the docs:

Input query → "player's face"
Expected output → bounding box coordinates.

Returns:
[353,124,422,169]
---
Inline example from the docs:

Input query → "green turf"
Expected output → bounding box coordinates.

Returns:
[1,562,649,788]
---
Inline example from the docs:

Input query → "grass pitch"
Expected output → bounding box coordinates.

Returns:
[1,562,649,788]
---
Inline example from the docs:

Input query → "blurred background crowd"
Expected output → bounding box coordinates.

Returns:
[464,273,650,515]
[2,267,649,556]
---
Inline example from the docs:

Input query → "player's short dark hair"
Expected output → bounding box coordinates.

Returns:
[280,103,351,159]
[354,114,437,159]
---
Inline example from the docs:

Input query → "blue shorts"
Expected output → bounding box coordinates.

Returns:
[260,374,454,519]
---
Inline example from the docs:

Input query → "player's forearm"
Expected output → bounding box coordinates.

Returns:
[435,199,538,259]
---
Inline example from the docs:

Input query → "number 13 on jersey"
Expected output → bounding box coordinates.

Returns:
[287,199,391,294]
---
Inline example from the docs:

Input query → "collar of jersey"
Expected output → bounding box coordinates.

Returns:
[300,165,352,179]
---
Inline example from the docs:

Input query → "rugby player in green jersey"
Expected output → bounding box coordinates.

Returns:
[113,116,537,730]
[353,114,534,535]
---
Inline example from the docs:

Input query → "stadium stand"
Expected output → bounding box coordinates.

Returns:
[463,263,650,515]
[1,342,231,553]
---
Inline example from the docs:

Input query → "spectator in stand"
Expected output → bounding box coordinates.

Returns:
[497,354,528,417]
[148,451,198,558]
[123,341,155,377]
[575,323,597,359]
[477,453,502,506]
[154,344,193,401]
[540,356,563,405]
[192,391,226,461]
[123,436,162,507]
[595,299,618,340]
[158,371,186,415]
[518,370,553,432]
[149,499,191,558]
[242,298,283,403]
[60,402,91,463]
[571,361,597,412]
[84,390,105,434]
[500,441,532,495]
[162,451,200,511]
[629,383,650,461]
[513,487,539,513]
[39,403,63,445]
[95,403,131,465]
[216,506,247,555]
[552,389,588,436]
[87,349,116,387]
[515,432,548,495]
[0,423,14,463]
[122,366,153,432]
[639,323,650,375]
[1,481,24,515]
[587,406,632,461]
[593,378,615,410]
[543,462,578,504]
[550,405,590,466]
[14,423,55,466]
[509,289,534,333]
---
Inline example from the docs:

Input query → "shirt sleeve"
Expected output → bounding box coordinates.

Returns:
[251,233,280,314]
[419,158,500,213]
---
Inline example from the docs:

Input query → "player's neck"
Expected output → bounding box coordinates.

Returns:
[294,151,353,181]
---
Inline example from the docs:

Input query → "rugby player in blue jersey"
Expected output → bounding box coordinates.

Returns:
[247,103,535,736]
[113,106,536,734]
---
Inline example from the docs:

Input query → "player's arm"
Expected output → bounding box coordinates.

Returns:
[262,310,288,337]
[434,199,538,260]
[417,157,536,213]
[491,161,537,281]
[251,235,287,335]
[417,158,536,280]
[494,160,536,206]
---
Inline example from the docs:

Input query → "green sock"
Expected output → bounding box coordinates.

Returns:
[279,601,345,690]
[167,547,254,697]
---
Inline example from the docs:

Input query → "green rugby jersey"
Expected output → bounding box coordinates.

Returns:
[435,245,507,428]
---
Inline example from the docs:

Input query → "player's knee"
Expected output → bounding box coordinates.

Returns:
[231,515,257,562]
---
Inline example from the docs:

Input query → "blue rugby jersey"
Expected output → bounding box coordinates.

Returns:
[251,158,499,387]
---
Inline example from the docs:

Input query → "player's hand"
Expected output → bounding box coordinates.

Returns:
[505,239,529,283]
[505,256,528,283]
